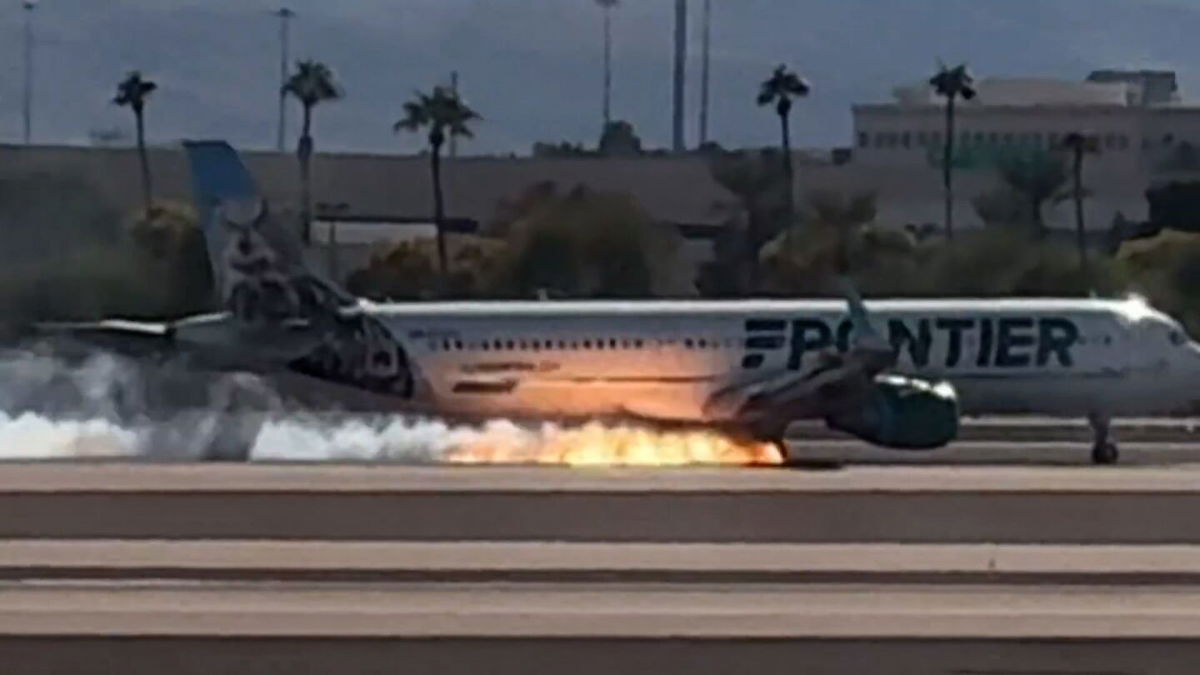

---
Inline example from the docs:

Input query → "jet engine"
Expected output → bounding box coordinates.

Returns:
[825,374,959,450]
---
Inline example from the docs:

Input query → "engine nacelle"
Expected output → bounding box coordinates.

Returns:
[825,374,959,450]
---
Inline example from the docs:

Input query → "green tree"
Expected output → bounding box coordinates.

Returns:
[929,62,977,239]
[598,120,641,156]
[972,187,1029,229]
[1146,181,1200,232]
[395,85,481,282]
[994,151,1069,236]
[709,149,789,292]
[125,201,214,316]
[756,65,810,225]
[348,235,506,300]
[283,60,343,244]
[113,71,158,214]
[759,190,906,296]
[498,185,685,298]
[803,189,878,273]
[920,228,1119,298]
[1117,229,1200,336]
[1063,132,1101,277]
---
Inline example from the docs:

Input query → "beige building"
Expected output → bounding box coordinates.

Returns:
[852,70,1200,231]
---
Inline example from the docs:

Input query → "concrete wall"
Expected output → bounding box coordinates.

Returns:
[0,141,1156,244]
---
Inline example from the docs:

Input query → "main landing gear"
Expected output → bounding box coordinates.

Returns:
[1089,412,1119,465]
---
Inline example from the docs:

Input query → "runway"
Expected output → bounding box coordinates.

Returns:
[8,581,1200,639]
[4,440,1200,673]
[1,462,1200,543]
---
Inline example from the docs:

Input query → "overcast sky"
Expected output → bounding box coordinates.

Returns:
[3,0,1200,155]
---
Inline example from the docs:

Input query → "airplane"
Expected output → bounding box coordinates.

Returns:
[32,140,1200,465]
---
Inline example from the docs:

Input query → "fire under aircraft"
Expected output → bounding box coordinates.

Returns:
[36,141,1200,464]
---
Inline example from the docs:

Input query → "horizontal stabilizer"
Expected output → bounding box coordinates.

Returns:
[35,319,173,337]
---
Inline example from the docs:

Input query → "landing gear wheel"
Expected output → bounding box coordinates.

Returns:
[1091,442,1119,466]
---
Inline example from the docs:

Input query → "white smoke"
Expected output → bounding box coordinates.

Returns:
[0,343,773,465]
[0,411,142,459]
[0,342,579,463]
[0,343,278,461]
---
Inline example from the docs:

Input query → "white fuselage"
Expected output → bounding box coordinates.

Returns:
[365,297,1200,424]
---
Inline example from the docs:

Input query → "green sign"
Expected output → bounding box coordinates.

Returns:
[926,143,1054,171]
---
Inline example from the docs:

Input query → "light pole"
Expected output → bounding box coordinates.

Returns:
[672,0,687,152]
[275,7,295,152]
[699,0,711,146]
[23,0,37,145]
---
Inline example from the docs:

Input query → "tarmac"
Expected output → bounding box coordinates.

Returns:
[4,435,1200,673]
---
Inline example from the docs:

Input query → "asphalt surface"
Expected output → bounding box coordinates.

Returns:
[5,582,1200,638]
[1,462,1199,543]
[4,448,1200,673]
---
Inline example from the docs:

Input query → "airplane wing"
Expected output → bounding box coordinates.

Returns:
[699,278,959,449]
[35,319,173,337]
[30,318,179,357]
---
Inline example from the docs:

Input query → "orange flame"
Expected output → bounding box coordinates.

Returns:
[446,422,784,467]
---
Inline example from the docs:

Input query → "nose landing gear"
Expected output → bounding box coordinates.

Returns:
[1089,412,1119,465]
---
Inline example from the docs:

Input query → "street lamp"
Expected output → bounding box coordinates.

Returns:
[699,0,711,146]
[274,7,296,152]
[23,0,37,145]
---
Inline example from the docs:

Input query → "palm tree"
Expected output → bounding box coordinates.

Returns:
[1063,132,1100,278]
[995,152,1068,237]
[395,86,480,280]
[756,64,810,224]
[283,59,343,244]
[710,149,788,292]
[113,71,158,214]
[805,189,878,276]
[929,62,977,239]
[596,0,619,126]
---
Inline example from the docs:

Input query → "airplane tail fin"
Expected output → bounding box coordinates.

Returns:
[182,140,352,323]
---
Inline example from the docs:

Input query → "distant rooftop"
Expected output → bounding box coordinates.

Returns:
[887,69,1183,109]
[1087,69,1180,106]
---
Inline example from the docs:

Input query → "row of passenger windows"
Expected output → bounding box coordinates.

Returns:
[859,130,1132,151]
[427,337,745,353]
